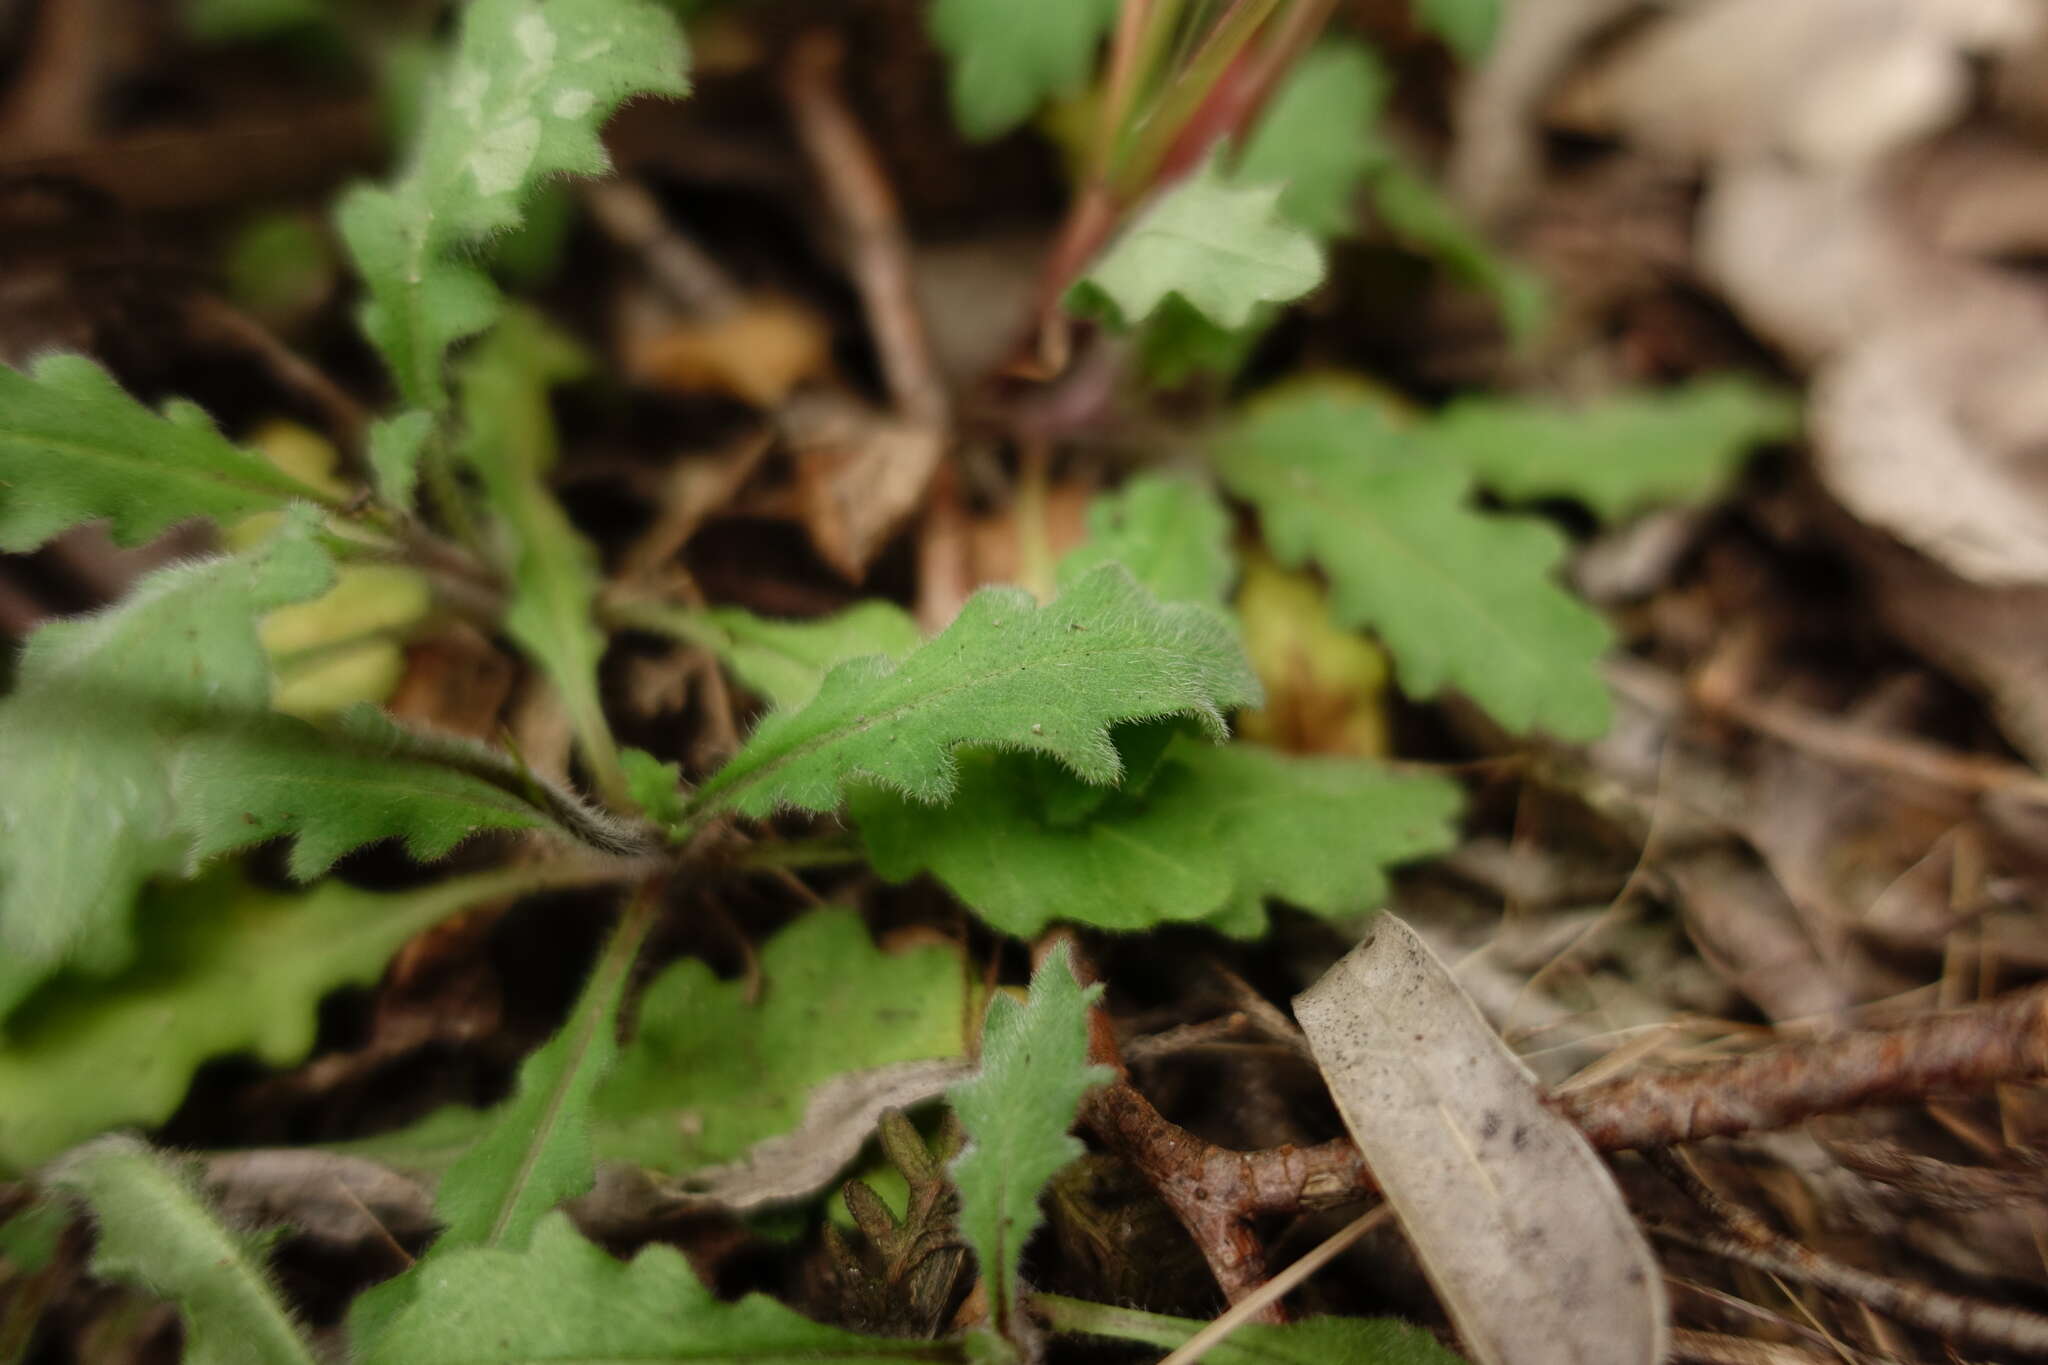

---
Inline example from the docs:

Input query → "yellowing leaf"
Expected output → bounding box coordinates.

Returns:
[1235,554,1392,758]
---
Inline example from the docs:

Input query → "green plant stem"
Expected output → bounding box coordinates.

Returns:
[731,832,867,872]
[600,596,728,652]
[1120,0,1282,194]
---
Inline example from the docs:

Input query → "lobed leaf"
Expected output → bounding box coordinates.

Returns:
[0,354,327,553]
[927,0,1118,141]
[1071,155,1324,334]
[0,865,559,1176]
[1234,42,1392,239]
[367,408,435,511]
[854,736,1462,939]
[48,1136,316,1365]
[353,910,967,1178]
[1215,390,1613,740]
[948,944,1109,1345]
[1055,473,1236,607]
[338,0,687,409]
[357,1211,946,1365]
[1429,376,1801,522]
[684,564,1261,821]
[613,596,924,714]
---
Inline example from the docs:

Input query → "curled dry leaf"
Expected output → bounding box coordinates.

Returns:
[773,390,945,583]
[666,1057,972,1212]
[1294,915,1666,1365]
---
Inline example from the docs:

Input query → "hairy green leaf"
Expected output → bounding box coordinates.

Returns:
[172,707,556,880]
[684,565,1260,822]
[1056,474,1235,607]
[1072,155,1324,333]
[855,735,1461,938]
[927,0,1118,141]
[1038,1294,1462,1365]
[49,1136,315,1365]
[337,0,687,408]
[1235,43,1391,238]
[0,865,566,1176]
[1215,391,1612,740]
[949,944,1109,1344]
[0,354,328,552]
[0,516,333,1019]
[456,310,627,805]
[1430,377,1801,522]
[1417,0,1502,61]
[358,1211,945,1365]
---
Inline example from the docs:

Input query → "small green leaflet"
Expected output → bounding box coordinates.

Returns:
[684,564,1261,821]
[456,310,628,806]
[1234,43,1392,239]
[948,944,1109,1346]
[1370,163,1546,341]
[0,354,329,553]
[49,1136,316,1365]
[337,0,687,409]
[927,0,1118,141]
[1038,1294,1463,1365]
[367,409,434,511]
[350,895,653,1348]
[350,909,967,1176]
[1215,390,1613,740]
[1055,473,1235,607]
[1072,154,1324,333]
[613,597,924,712]
[0,865,565,1176]
[1430,376,1801,522]
[853,735,1462,938]
[357,1212,947,1365]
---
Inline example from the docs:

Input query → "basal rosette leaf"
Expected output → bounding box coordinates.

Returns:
[1215,391,1613,740]
[339,0,688,408]
[684,564,1261,821]
[853,736,1462,938]
[1056,474,1236,608]
[609,598,923,714]
[0,353,330,553]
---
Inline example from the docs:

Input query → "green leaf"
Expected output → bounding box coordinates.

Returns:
[0,1199,68,1273]
[346,909,967,1177]
[1215,391,1613,740]
[927,0,1118,141]
[1429,377,1802,522]
[172,707,556,880]
[0,864,560,1176]
[337,0,687,409]
[1370,163,1546,341]
[48,1136,316,1365]
[186,0,325,40]
[0,354,328,552]
[1056,474,1235,607]
[684,565,1261,822]
[1234,43,1391,238]
[358,1211,946,1365]
[855,736,1462,938]
[367,409,435,511]
[612,597,924,714]
[1038,1293,1463,1365]
[1417,0,1502,61]
[948,944,1109,1344]
[351,895,655,1347]
[1072,155,1324,334]
[620,746,686,829]
[0,515,333,1019]
[457,310,628,806]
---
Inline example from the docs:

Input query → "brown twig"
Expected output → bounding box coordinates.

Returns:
[781,33,948,431]
[1081,981,2048,1311]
